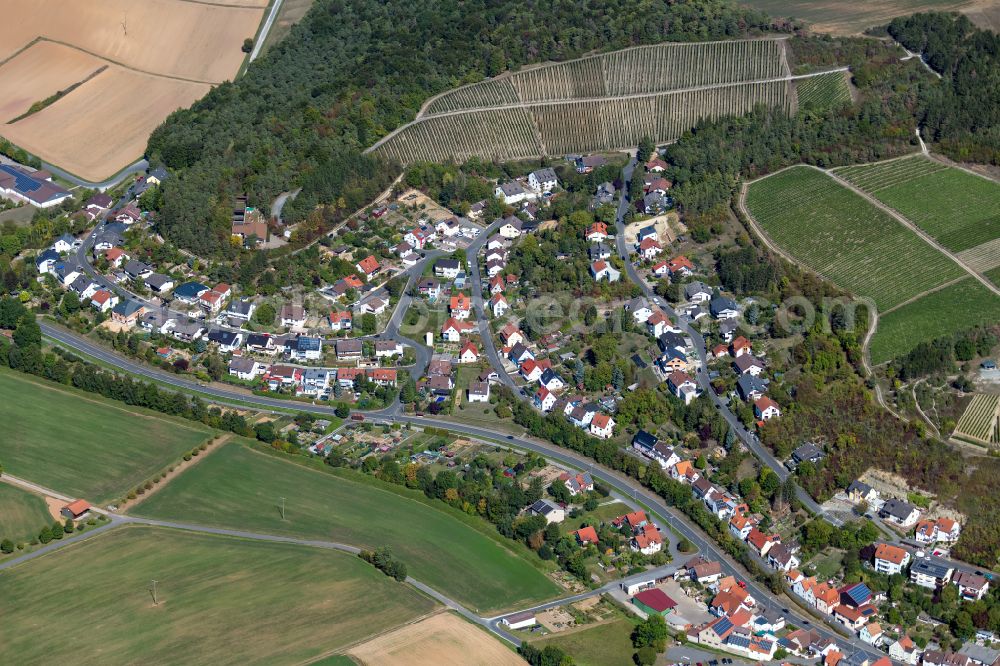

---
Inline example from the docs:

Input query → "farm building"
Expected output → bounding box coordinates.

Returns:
[0,163,71,208]
[632,588,677,617]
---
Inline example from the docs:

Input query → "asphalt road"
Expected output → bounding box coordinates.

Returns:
[467,218,519,392]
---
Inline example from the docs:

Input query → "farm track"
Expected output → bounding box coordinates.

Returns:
[912,379,942,438]
[37,38,222,85]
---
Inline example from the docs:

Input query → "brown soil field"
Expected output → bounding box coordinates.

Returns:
[3,67,210,180]
[743,0,1000,35]
[0,0,264,83]
[0,42,105,122]
[347,613,527,666]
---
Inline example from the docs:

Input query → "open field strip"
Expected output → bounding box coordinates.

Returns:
[869,278,1000,364]
[744,166,964,311]
[0,483,54,543]
[954,393,1000,445]
[835,156,1000,252]
[959,239,1000,274]
[347,612,525,666]
[0,41,105,122]
[0,369,213,505]
[793,70,851,110]
[132,441,563,613]
[423,39,786,115]
[0,525,436,665]
[988,266,1000,288]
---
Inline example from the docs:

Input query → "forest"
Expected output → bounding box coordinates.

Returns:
[888,13,1000,165]
[146,0,786,257]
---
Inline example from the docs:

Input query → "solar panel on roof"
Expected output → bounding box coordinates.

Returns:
[0,164,41,193]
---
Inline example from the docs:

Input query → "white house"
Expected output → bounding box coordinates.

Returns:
[490,293,509,317]
[589,413,615,439]
[754,396,781,420]
[590,260,620,282]
[495,182,532,205]
[859,622,884,647]
[528,168,558,193]
[467,381,491,403]
[534,386,557,412]
[498,216,524,238]
[873,543,911,576]
[889,637,921,665]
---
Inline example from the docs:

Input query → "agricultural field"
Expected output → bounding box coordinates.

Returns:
[533,618,638,666]
[346,613,525,666]
[375,80,790,164]
[0,526,436,664]
[794,71,852,111]
[0,370,212,505]
[745,166,965,311]
[988,266,1000,288]
[868,278,1000,364]
[0,0,266,179]
[261,0,317,53]
[742,0,981,34]
[0,484,53,543]
[133,442,563,613]
[836,156,1000,254]
[424,39,788,114]
[953,393,1000,446]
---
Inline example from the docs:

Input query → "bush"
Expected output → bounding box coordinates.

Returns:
[636,646,657,666]
[1,539,13,554]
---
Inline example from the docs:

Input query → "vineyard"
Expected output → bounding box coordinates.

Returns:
[745,166,964,312]
[374,79,791,164]
[422,39,788,115]
[792,71,851,112]
[835,157,1000,253]
[868,278,1000,364]
[954,393,1000,446]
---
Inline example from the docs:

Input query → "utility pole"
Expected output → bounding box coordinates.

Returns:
[149,579,159,606]
[279,497,286,520]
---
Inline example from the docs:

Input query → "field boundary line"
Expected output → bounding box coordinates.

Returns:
[0,37,43,69]
[828,148,924,172]
[823,167,1000,299]
[119,433,234,513]
[35,37,222,85]
[303,609,449,665]
[878,275,970,316]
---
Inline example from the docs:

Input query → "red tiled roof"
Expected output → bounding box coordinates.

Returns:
[633,587,677,612]
[573,526,599,545]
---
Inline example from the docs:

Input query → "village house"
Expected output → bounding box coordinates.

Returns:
[459,340,480,364]
[667,255,695,278]
[528,168,558,193]
[328,310,353,331]
[279,304,306,328]
[874,543,911,575]
[734,354,765,376]
[915,517,961,544]
[355,255,381,278]
[589,413,616,439]
[359,295,388,315]
[335,338,363,361]
[441,317,475,342]
[586,222,609,242]
[631,524,664,555]
[449,293,472,319]
[754,396,781,421]
[710,295,739,319]
[528,498,565,524]
[228,356,266,381]
[489,293,508,317]
[685,281,713,303]
[498,215,524,238]
[434,258,462,279]
[590,260,621,282]
[495,182,532,205]
[207,329,244,353]
[560,471,594,496]
[467,380,490,403]
[889,636,921,665]
[638,237,663,261]
[880,499,921,527]
[375,340,403,358]
[847,480,880,504]
[60,500,92,521]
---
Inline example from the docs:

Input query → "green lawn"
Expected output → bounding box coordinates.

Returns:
[561,501,629,533]
[870,278,1000,364]
[133,442,562,613]
[533,618,638,666]
[746,166,964,312]
[836,157,1000,252]
[0,370,213,504]
[0,525,436,665]
[0,483,52,542]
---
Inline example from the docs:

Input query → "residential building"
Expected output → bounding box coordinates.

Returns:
[767,544,800,571]
[434,258,461,278]
[847,480,879,504]
[880,499,921,527]
[685,281,712,303]
[910,557,954,589]
[889,636,921,665]
[573,525,599,546]
[111,300,145,326]
[495,181,531,205]
[631,524,664,555]
[498,215,524,238]
[280,304,306,328]
[468,381,490,403]
[207,329,244,353]
[290,336,323,361]
[589,413,615,439]
[560,471,594,496]
[590,260,621,282]
[710,295,739,319]
[225,299,256,323]
[873,543,911,575]
[953,571,990,601]
[335,338,363,361]
[441,317,474,342]
[145,273,174,294]
[754,396,781,420]
[528,168,558,193]
[527,498,565,524]
[328,310,353,331]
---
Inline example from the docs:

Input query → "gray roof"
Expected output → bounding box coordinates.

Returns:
[685,281,712,299]
[531,167,557,182]
[882,498,918,520]
[959,644,1000,665]
[498,181,525,196]
[145,273,172,290]
[736,374,769,399]
[911,556,954,579]
[228,357,257,372]
[710,295,738,315]
[791,443,825,464]
[847,480,874,495]
[124,260,152,277]
[336,338,363,353]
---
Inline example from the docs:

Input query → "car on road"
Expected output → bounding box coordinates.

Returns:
[507,435,513,440]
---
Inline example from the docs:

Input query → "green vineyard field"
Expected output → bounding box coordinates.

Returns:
[954,393,1000,445]
[793,71,851,111]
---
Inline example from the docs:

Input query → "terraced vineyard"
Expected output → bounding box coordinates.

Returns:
[745,166,964,311]
[793,70,851,111]
[371,38,805,164]
[954,393,1000,446]
[423,39,788,114]
[835,157,1000,254]
[375,79,791,164]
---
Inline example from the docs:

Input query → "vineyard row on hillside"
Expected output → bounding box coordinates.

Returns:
[423,39,787,115]
[375,80,791,164]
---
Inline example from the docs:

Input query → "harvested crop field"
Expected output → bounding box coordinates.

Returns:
[3,67,210,182]
[347,613,526,666]
[0,0,266,180]
[0,42,105,122]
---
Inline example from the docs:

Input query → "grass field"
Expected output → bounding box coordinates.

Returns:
[746,166,964,311]
[794,71,851,111]
[836,157,1000,252]
[869,279,1000,363]
[0,525,435,665]
[133,442,562,613]
[0,370,213,504]
[533,619,637,666]
[0,483,52,542]
[743,0,976,34]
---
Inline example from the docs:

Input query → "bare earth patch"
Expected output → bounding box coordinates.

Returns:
[347,613,526,666]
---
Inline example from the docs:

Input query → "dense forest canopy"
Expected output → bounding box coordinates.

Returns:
[889,12,1000,164]
[146,0,787,257]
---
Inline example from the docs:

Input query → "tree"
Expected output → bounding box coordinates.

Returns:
[38,526,52,544]
[361,313,377,334]
[0,538,12,554]
[13,316,41,348]
[635,646,657,666]
[632,614,667,651]
[254,302,275,326]
[335,403,350,419]
[242,38,254,53]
